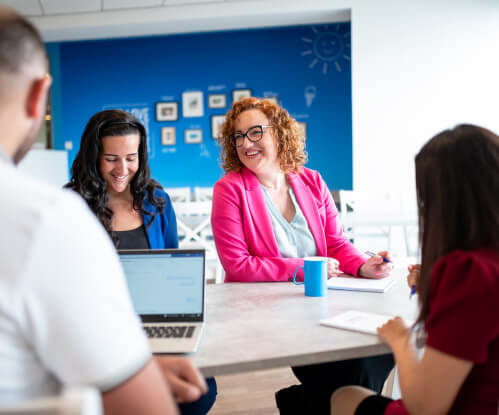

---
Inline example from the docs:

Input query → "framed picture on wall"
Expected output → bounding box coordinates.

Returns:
[297,122,307,143]
[232,89,252,103]
[156,102,178,121]
[208,94,226,109]
[161,127,176,146]
[211,115,226,140]
[185,129,203,144]
[182,91,204,117]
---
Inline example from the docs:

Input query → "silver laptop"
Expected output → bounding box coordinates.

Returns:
[118,249,205,354]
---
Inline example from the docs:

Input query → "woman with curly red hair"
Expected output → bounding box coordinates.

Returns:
[211,97,394,414]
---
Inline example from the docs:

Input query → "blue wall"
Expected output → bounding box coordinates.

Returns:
[47,23,352,190]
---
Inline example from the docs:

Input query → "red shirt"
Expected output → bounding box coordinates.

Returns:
[386,249,499,415]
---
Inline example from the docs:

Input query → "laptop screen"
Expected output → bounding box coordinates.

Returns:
[119,249,205,322]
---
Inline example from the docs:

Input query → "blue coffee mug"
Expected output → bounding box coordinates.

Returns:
[293,257,328,297]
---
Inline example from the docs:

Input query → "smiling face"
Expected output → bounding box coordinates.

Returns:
[99,134,140,196]
[234,109,279,175]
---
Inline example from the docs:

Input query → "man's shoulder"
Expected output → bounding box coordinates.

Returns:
[0,163,76,214]
[0,164,96,279]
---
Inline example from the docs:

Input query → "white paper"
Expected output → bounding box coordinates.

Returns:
[320,310,414,335]
[327,275,395,293]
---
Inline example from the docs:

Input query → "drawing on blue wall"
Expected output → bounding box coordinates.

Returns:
[208,94,226,109]
[199,143,211,158]
[182,91,204,117]
[304,86,317,107]
[301,25,351,75]
[156,102,178,121]
[51,21,352,189]
[211,115,225,140]
[232,89,251,103]
[185,129,203,144]
[161,127,176,146]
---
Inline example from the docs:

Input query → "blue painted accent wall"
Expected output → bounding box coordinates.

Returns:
[47,23,352,190]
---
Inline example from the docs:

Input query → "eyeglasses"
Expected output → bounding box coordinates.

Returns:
[230,125,273,147]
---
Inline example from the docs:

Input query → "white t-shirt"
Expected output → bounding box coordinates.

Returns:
[0,160,151,405]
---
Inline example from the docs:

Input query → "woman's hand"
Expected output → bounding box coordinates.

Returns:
[327,258,344,279]
[407,264,421,289]
[359,250,392,279]
[377,316,410,350]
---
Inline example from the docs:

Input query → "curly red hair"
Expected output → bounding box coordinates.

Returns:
[218,97,307,174]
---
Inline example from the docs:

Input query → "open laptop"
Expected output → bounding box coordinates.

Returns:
[118,249,206,354]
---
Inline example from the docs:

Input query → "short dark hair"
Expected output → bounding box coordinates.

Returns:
[0,9,47,74]
[415,124,499,326]
[65,110,165,244]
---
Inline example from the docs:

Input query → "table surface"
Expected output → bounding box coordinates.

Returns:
[191,262,418,377]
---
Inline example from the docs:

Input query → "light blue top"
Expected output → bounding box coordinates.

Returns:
[261,185,317,258]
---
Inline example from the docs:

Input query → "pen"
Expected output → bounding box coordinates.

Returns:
[410,285,417,299]
[364,251,391,264]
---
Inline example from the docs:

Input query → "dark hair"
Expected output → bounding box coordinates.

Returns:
[415,124,499,326]
[219,97,307,174]
[65,110,165,241]
[0,8,47,74]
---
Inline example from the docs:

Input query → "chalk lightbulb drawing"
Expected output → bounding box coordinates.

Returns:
[301,25,351,75]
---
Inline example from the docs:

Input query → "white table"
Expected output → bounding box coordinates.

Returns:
[192,264,418,377]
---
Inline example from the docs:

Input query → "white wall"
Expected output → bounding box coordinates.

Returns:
[351,0,499,194]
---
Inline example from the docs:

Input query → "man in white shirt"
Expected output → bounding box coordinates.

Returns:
[0,6,207,414]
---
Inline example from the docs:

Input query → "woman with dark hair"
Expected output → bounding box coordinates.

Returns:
[65,109,217,415]
[212,97,394,414]
[65,109,177,249]
[331,124,499,415]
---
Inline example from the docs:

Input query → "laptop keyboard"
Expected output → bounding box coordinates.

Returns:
[144,326,195,339]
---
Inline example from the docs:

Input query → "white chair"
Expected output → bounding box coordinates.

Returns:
[193,186,213,202]
[173,201,224,283]
[164,187,192,203]
[338,190,418,257]
[0,387,102,415]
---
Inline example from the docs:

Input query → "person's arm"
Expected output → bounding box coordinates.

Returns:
[211,178,303,282]
[103,359,178,415]
[163,191,179,248]
[378,318,472,415]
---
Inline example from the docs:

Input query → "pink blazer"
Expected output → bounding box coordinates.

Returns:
[211,167,366,282]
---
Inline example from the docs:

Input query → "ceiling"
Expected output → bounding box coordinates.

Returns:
[0,0,350,41]
[1,0,249,16]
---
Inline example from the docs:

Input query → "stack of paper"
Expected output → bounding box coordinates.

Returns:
[327,275,395,293]
[320,310,414,335]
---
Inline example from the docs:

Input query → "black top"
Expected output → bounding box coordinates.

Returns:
[114,225,150,250]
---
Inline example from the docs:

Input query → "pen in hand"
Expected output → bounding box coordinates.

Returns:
[365,251,392,264]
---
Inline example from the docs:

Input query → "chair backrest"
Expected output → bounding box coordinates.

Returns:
[0,387,102,415]
[164,186,191,202]
[193,187,213,202]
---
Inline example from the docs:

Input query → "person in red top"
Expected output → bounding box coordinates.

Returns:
[330,124,499,415]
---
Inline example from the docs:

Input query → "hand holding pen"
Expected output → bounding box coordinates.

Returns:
[407,264,420,298]
[360,250,393,279]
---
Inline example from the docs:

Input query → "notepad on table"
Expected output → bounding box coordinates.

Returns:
[320,310,414,335]
[327,275,395,293]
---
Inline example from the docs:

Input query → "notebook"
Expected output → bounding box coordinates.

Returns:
[320,310,414,335]
[118,249,206,354]
[327,275,395,293]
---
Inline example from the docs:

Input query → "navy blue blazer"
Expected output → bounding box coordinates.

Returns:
[142,188,178,249]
